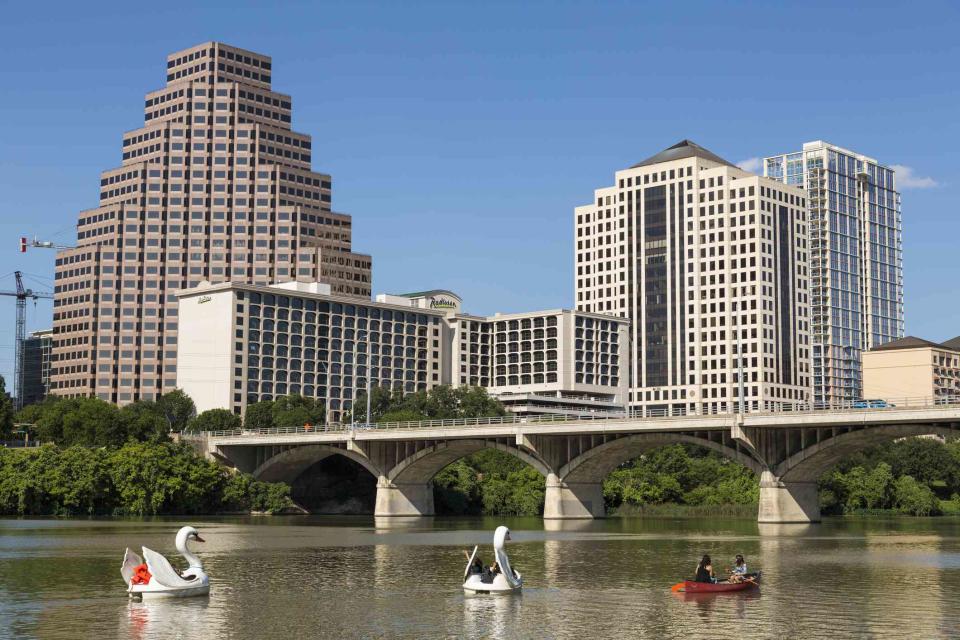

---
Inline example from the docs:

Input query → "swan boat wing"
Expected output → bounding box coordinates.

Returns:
[121,547,143,584]
[142,546,198,589]
[464,545,479,581]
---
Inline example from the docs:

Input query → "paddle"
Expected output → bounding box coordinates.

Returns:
[670,581,687,592]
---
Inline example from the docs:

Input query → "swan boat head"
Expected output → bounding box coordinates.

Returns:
[175,526,205,570]
[493,526,511,550]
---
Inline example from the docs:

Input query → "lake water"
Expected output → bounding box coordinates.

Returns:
[2,516,960,639]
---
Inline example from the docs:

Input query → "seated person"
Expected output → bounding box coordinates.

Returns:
[695,554,716,583]
[463,550,484,575]
[729,554,748,583]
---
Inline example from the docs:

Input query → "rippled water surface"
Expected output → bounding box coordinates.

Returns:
[3,516,960,639]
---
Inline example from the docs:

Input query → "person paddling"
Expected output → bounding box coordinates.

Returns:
[728,554,749,583]
[695,554,716,583]
[463,550,484,576]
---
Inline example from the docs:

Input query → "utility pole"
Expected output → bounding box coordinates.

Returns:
[0,272,54,410]
[737,319,745,415]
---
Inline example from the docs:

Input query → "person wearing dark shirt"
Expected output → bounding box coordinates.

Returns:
[695,554,716,583]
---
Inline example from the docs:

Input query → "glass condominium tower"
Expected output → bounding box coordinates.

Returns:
[764,141,903,406]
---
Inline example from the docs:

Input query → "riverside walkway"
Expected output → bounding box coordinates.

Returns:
[186,397,960,523]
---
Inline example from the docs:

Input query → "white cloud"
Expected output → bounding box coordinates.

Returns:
[890,164,938,189]
[737,157,761,173]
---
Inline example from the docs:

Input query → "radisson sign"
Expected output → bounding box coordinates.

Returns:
[429,297,457,310]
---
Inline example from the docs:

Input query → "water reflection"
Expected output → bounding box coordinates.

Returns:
[125,599,214,640]
[463,592,523,639]
[3,516,960,639]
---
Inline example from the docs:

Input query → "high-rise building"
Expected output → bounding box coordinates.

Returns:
[575,140,811,414]
[764,141,903,405]
[20,329,53,408]
[51,43,372,404]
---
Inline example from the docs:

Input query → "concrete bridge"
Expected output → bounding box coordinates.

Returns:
[188,400,960,523]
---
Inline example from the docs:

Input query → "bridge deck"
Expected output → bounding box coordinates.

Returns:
[194,402,960,447]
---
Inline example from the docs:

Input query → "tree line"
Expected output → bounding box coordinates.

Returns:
[0,380,291,516]
[3,377,960,518]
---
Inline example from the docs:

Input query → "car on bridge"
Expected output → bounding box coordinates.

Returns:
[852,399,893,409]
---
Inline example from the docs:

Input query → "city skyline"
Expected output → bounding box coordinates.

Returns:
[1,2,956,389]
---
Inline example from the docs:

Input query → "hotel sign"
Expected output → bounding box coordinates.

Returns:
[429,297,457,310]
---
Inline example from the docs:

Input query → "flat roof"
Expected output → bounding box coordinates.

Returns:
[176,281,449,317]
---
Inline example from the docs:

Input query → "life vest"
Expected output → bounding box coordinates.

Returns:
[131,563,152,585]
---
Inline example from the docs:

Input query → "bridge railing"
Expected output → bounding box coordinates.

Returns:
[187,395,960,440]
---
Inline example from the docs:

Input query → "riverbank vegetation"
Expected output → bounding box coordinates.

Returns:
[0,441,292,516]
[2,384,292,516]
[819,437,960,517]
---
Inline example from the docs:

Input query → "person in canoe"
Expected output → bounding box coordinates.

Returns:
[695,554,716,583]
[463,550,488,578]
[728,554,748,583]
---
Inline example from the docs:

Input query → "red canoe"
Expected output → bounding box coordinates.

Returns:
[672,573,761,593]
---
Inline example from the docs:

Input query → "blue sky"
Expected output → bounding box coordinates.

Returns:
[0,1,957,386]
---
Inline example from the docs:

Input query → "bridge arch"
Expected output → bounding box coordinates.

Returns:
[559,432,765,485]
[253,444,382,484]
[387,438,551,485]
[775,424,959,483]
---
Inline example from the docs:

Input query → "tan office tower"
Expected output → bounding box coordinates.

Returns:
[575,140,812,414]
[51,42,372,404]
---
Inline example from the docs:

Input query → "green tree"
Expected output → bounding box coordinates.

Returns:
[893,475,940,516]
[244,400,275,429]
[349,385,506,424]
[378,408,428,423]
[188,409,241,433]
[272,394,325,427]
[454,385,508,418]
[347,387,401,423]
[157,389,197,432]
[0,375,14,439]
[15,400,49,427]
[119,401,169,442]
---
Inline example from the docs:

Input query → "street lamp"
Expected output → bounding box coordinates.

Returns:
[354,328,373,428]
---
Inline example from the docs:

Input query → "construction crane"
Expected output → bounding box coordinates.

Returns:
[0,272,54,410]
[19,236,75,252]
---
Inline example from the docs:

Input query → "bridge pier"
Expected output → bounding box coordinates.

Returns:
[543,476,606,519]
[757,471,820,523]
[374,478,435,517]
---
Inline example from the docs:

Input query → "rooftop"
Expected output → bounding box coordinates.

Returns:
[630,140,736,170]
[870,336,960,353]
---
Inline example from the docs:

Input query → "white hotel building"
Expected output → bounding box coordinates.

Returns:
[575,140,812,414]
[177,283,628,421]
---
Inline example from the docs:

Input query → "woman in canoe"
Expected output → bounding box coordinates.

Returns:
[728,554,748,583]
[695,554,716,583]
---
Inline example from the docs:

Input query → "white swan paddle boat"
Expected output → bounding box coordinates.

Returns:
[121,526,210,599]
[463,526,522,594]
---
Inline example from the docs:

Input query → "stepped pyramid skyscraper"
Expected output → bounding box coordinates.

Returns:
[51,42,372,404]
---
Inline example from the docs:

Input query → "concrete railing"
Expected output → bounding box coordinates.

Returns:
[186,395,960,440]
